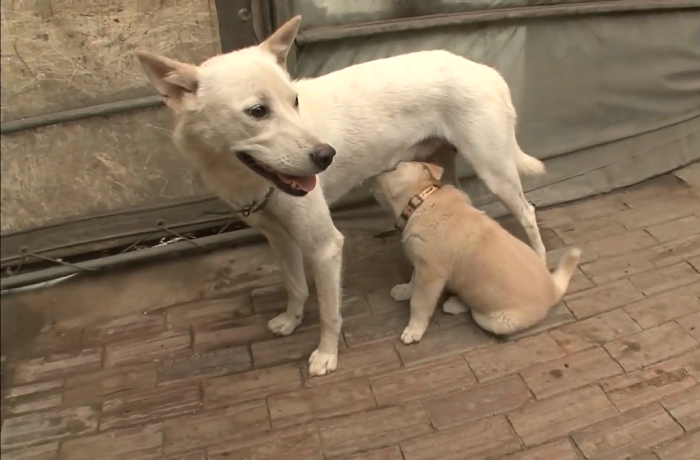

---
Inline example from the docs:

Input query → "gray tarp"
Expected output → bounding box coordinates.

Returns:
[293,5,700,216]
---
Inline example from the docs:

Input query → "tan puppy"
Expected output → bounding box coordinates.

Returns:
[372,162,581,342]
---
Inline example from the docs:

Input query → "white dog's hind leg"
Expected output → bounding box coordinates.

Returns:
[307,227,344,376]
[401,268,446,344]
[263,228,308,336]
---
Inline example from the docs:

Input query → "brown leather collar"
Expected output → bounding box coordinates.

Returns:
[396,184,440,231]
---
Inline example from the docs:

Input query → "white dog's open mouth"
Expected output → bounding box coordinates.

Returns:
[236,152,317,197]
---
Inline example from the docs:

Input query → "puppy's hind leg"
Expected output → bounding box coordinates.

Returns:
[390,270,414,302]
[263,227,308,336]
[401,266,446,344]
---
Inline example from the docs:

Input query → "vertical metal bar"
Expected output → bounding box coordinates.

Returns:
[214,0,261,52]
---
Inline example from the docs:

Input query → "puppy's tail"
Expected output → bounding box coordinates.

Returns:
[551,248,582,299]
[513,145,546,176]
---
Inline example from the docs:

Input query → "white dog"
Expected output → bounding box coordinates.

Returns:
[135,16,546,376]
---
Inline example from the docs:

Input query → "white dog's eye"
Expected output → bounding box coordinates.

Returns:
[246,104,269,119]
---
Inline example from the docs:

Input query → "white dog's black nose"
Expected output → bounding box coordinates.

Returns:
[310,144,336,170]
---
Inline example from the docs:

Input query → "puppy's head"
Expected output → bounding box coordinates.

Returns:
[135,16,333,197]
[372,162,443,209]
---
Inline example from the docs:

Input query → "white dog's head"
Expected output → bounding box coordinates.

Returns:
[135,16,332,196]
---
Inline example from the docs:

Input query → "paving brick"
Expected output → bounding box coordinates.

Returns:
[104,330,191,368]
[537,196,628,228]
[203,364,302,408]
[319,403,432,458]
[167,295,253,330]
[193,314,273,352]
[268,378,375,429]
[660,385,700,431]
[554,216,627,245]
[647,235,700,267]
[303,343,401,387]
[508,386,618,447]
[689,281,700,298]
[571,403,683,460]
[505,303,577,341]
[579,251,656,285]
[659,349,700,381]
[370,356,475,406]
[59,423,163,460]
[163,401,269,455]
[4,380,63,416]
[208,424,322,460]
[550,309,642,353]
[585,229,658,260]
[1,442,59,460]
[646,215,700,243]
[1,406,98,451]
[617,201,697,229]
[629,262,700,297]
[343,312,410,348]
[625,287,700,329]
[564,280,644,319]
[366,287,408,315]
[250,284,287,313]
[396,323,497,366]
[21,327,85,358]
[601,361,696,413]
[690,256,700,272]
[424,375,530,429]
[655,431,700,460]
[252,329,346,368]
[343,445,404,460]
[678,312,700,339]
[500,439,579,460]
[13,348,103,384]
[520,347,623,400]
[604,322,698,371]
[63,364,158,406]
[85,312,166,345]
[158,346,251,385]
[164,453,207,460]
[101,381,202,430]
[466,335,566,382]
[400,416,521,460]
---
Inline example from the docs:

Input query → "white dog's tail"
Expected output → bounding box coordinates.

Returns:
[514,144,546,176]
[551,248,582,298]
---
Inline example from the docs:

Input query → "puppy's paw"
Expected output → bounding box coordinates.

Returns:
[390,283,412,302]
[308,349,338,377]
[267,312,302,336]
[443,297,469,315]
[401,324,427,344]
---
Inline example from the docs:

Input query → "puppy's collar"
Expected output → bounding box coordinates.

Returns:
[396,184,440,231]
[235,187,275,217]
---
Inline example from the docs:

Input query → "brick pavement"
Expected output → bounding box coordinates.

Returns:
[2,173,700,459]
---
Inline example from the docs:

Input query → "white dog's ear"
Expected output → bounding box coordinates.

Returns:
[425,163,444,181]
[136,50,198,111]
[260,15,301,67]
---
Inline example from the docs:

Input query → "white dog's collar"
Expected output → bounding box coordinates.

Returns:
[236,187,275,217]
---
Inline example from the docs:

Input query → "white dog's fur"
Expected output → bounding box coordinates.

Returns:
[135,16,546,376]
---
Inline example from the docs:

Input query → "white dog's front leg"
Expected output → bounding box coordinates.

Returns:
[263,228,308,336]
[308,228,344,377]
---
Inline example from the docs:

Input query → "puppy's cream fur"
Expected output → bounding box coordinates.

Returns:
[373,162,581,342]
[135,16,546,376]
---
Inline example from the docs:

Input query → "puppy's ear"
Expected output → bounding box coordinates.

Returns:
[136,50,198,111]
[260,15,301,67]
[425,163,444,181]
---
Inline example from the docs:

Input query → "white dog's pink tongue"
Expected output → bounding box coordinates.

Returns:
[279,173,317,192]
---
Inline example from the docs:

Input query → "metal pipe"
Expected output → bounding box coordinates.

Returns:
[296,0,699,45]
[1,96,163,135]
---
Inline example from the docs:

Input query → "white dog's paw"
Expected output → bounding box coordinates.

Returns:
[401,324,427,344]
[443,297,469,315]
[267,312,302,336]
[308,349,338,377]
[390,283,412,302]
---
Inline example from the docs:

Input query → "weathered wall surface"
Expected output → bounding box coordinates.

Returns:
[0,0,221,232]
